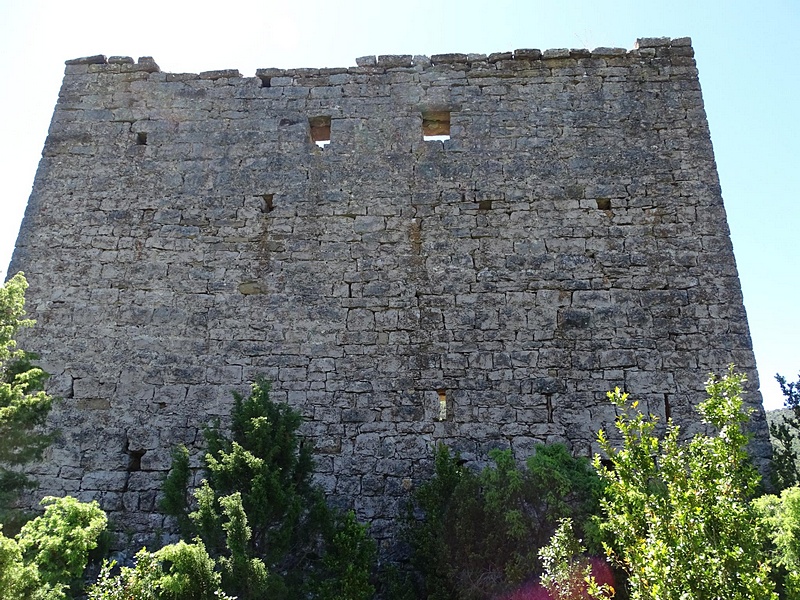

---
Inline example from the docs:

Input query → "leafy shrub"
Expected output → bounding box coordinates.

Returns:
[0,496,107,600]
[88,541,235,600]
[16,496,107,599]
[161,378,376,600]
[594,370,777,600]
[88,549,161,600]
[314,509,377,600]
[0,527,37,600]
[754,485,800,599]
[403,442,602,600]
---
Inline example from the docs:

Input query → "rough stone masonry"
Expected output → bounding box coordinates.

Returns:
[10,36,771,547]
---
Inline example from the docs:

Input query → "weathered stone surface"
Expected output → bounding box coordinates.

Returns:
[11,37,770,549]
[377,55,412,68]
[135,56,160,72]
[592,47,627,56]
[198,69,240,80]
[430,53,469,64]
[542,48,570,58]
[65,54,106,65]
[354,55,376,67]
[513,48,542,60]
[636,36,673,48]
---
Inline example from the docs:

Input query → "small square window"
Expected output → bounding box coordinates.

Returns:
[309,115,331,148]
[422,111,450,141]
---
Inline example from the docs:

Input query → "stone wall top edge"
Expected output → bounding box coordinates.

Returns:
[62,36,692,80]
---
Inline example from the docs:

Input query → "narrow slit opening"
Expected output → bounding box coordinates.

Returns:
[309,115,331,148]
[546,395,554,424]
[423,111,450,141]
[664,394,671,421]
[262,194,274,212]
[437,389,448,421]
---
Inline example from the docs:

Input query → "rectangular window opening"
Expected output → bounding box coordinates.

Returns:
[127,449,145,472]
[309,115,331,148]
[423,111,450,141]
[437,388,448,421]
[262,194,274,213]
[258,76,271,88]
[136,132,147,145]
[596,198,612,210]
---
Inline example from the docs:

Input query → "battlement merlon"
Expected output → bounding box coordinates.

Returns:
[60,36,694,82]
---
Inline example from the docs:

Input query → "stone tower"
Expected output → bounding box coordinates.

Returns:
[10,36,771,545]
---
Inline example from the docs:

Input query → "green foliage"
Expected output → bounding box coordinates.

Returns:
[595,369,777,600]
[154,540,226,600]
[162,378,376,600]
[88,541,236,600]
[200,379,317,564]
[0,496,107,600]
[159,445,193,538]
[754,485,800,599]
[16,496,107,598]
[215,492,280,599]
[88,549,161,600]
[539,519,613,600]
[0,526,38,600]
[770,373,800,490]
[315,509,376,600]
[0,273,54,527]
[404,442,602,600]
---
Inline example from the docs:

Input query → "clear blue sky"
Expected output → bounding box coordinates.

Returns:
[1,0,797,409]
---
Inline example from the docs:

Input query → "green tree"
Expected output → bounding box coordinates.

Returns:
[161,379,375,600]
[754,485,800,599]
[595,369,777,600]
[0,273,54,528]
[770,373,800,490]
[404,443,602,600]
[0,495,107,600]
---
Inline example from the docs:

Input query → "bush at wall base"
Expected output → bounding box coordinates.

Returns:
[160,378,376,600]
[0,496,107,600]
[401,442,603,600]
[592,370,777,600]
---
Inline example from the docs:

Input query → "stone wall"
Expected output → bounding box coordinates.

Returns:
[10,36,771,546]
